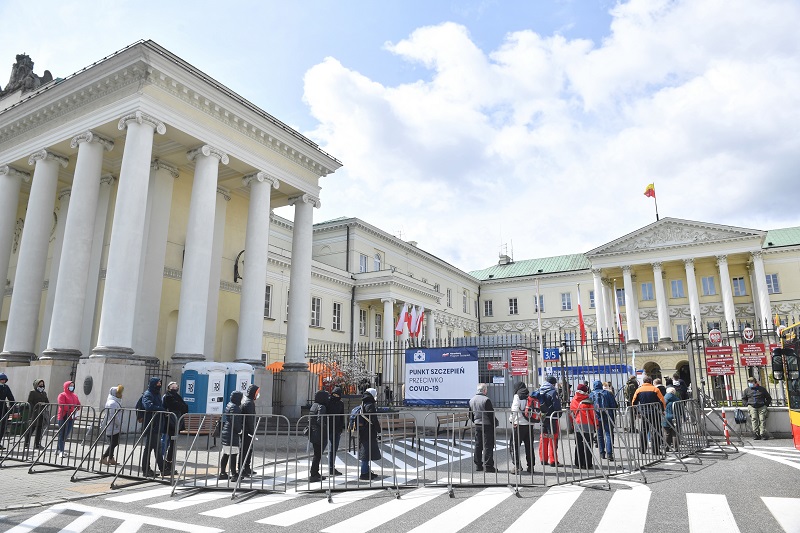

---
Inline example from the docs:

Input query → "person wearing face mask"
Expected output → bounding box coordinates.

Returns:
[140,377,165,476]
[56,381,81,458]
[101,385,124,465]
[0,373,15,450]
[162,381,188,475]
[25,379,49,449]
[239,384,260,478]
[741,377,772,440]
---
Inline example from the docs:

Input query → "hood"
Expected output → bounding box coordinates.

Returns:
[107,387,120,401]
[362,390,376,404]
[245,384,260,400]
[33,378,44,389]
[514,382,529,399]
[63,381,74,393]
[593,380,604,391]
[314,389,330,405]
[230,390,243,405]
[331,386,343,399]
[574,390,589,401]
[148,377,162,393]
[628,376,639,384]
[539,382,556,393]
[365,387,377,399]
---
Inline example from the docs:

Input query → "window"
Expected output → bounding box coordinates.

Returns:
[701,276,716,296]
[436,327,441,340]
[359,309,367,336]
[641,282,654,301]
[332,302,342,331]
[732,277,746,297]
[359,254,368,273]
[462,289,468,313]
[561,292,572,311]
[707,321,720,332]
[375,313,382,338]
[263,284,272,318]
[447,288,452,307]
[616,288,625,307]
[589,290,595,309]
[373,253,382,271]
[311,297,322,327]
[286,290,290,318]
[509,298,518,315]
[671,279,685,298]
[484,300,493,317]
[534,295,545,313]
[766,273,780,294]
[564,331,576,351]
[474,300,479,317]
[676,324,689,342]
[646,326,659,343]
[447,330,453,343]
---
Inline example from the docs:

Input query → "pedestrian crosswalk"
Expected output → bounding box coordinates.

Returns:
[4,481,799,532]
[739,445,800,470]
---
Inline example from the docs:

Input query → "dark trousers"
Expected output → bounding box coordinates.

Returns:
[511,425,534,469]
[309,431,327,477]
[639,414,663,455]
[25,419,45,448]
[240,432,254,473]
[574,430,593,468]
[102,433,120,458]
[474,424,495,468]
[327,431,342,473]
[142,429,164,473]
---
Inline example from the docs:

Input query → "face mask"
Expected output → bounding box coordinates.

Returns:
[37,386,45,393]
[255,391,261,400]
[68,385,75,392]
[748,383,754,388]
[169,388,178,393]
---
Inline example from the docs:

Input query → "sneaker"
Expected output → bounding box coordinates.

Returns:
[329,469,343,475]
[100,457,110,465]
[608,456,615,462]
[240,469,252,478]
[484,466,497,473]
[218,473,229,480]
[474,465,483,472]
[509,467,517,475]
[108,458,118,466]
[143,469,157,477]
[600,453,606,460]
[309,474,326,482]
[761,434,770,440]
[754,435,762,440]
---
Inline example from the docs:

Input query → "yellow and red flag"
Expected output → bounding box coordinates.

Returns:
[644,183,656,198]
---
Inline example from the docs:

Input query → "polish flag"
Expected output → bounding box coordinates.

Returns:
[576,284,587,345]
[395,303,409,335]
[414,306,425,337]
[409,306,419,336]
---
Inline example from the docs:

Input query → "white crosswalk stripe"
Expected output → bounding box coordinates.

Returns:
[687,493,741,533]
[503,485,584,533]
[258,489,381,526]
[406,486,513,533]
[762,497,800,533]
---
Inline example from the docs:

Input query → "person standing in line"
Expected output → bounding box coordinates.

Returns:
[662,386,680,451]
[0,373,16,449]
[140,377,165,476]
[239,384,260,478]
[508,381,534,474]
[469,383,496,473]
[570,383,597,469]
[537,375,563,467]
[741,377,772,440]
[100,385,123,465]
[624,375,639,432]
[162,381,188,475]
[308,389,330,482]
[357,387,382,480]
[672,373,689,401]
[25,378,49,449]
[219,390,243,481]
[590,379,618,461]
[56,380,80,458]
[632,376,665,455]
[653,378,667,397]
[326,386,345,476]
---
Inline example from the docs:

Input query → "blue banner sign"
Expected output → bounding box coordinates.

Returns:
[404,346,479,406]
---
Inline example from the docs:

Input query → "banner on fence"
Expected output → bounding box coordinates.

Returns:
[404,346,478,406]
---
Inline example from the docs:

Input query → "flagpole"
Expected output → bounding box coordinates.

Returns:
[535,277,542,388]
[653,181,659,221]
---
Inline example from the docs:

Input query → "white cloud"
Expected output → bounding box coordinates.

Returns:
[304,0,800,271]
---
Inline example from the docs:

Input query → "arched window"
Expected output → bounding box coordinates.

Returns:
[374,253,382,271]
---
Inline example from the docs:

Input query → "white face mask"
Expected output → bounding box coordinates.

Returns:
[37,386,45,393]
[68,385,75,392]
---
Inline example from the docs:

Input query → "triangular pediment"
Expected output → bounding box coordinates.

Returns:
[587,218,766,257]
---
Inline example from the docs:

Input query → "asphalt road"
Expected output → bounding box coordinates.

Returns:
[1,440,798,533]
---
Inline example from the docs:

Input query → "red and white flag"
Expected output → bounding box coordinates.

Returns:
[577,284,587,345]
[409,306,419,337]
[412,306,425,337]
[614,282,625,343]
[395,303,409,335]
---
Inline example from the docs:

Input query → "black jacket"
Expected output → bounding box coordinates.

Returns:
[327,387,345,437]
[241,384,259,436]
[162,390,189,434]
[742,385,772,408]
[357,391,381,461]
[221,391,243,447]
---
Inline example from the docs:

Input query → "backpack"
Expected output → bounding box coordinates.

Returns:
[522,393,542,422]
[734,408,747,425]
[348,404,362,431]
[135,394,145,423]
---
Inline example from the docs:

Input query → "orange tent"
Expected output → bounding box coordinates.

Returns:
[265,361,284,372]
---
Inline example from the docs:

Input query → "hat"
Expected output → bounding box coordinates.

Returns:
[0,373,7,381]
[546,375,558,384]
[366,387,377,399]
[666,386,676,395]
[331,386,343,397]
[577,383,589,393]
[116,384,124,396]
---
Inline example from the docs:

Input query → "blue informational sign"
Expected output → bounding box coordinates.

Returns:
[404,346,479,407]
[543,347,560,361]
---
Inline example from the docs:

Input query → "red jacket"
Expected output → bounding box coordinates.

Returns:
[570,391,597,430]
[57,381,81,420]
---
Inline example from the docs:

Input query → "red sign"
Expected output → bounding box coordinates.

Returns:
[738,343,766,365]
[487,361,508,371]
[706,356,735,376]
[510,349,528,376]
[704,346,733,356]
[740,355,768,366]
[738,343,766,355]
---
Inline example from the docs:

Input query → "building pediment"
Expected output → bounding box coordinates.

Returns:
[587,218,765,257]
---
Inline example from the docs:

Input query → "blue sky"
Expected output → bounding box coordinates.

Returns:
[2,1,799,271]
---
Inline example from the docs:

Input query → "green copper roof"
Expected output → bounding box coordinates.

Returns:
[764,226,800,249]
[469,254,591,281]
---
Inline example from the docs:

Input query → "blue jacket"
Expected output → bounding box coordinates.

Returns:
[589,381,617,422]
[141,377,164,431]
[662,392,679,427]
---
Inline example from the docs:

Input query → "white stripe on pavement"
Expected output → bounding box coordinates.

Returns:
[6,508,65,533]
[112,521,144,533]
[740,448,800,471]
[595,483,650,533]
[687,493,740,533]
[200,491,300,518]
[762,497,800,533]
[321,486,448,533]
[148,491,233,510]
[258,490,381,526]
[106,487,174,503]
[503,485,584,533]
[58,510,101,532]
[407,486,513,533]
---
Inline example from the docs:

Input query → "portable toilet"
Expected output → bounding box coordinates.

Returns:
[181,362,228,414]
[225,362,254,399]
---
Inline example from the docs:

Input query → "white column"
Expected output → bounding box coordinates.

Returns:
[622,265,640,342]
[236,172,279,363]
[592,268,607,333]
[172,145,228,363]
[0,166,30,297]
[1,150,67,363]
[683,258,702,333]
[367,305,375,343]
[716,255,737,330]
[203,187,230,360]
[750,251,772,329]
[93,111,166,359]
[426,309,436,343]
[603,281,615,335]
[44,131,114,360]
[39,187,70,354]
[381,298,395,342]
[651,262,671,341]
[284,194,319,366]
[132,160,178,358]
[80,174,115,357]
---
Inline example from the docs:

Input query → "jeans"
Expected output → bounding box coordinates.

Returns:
[748,405,769,436]
[57,418,74,453]
[360,460,370,476]
[596,417,614,457]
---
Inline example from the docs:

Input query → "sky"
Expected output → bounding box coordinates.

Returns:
[2,0,799,272]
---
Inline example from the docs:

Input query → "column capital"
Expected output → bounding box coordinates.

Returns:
[750,250,763,260]
[187,144,229,165]
[683,258,695,268]
[58,187,71,201]
[0,165,31,182]
[288,193,321,209]
[621,265,633,274]
[100,173,117,186]
[243,171,279,189]
[591,267,603,276]
[28,149,68,168]
[217,186,231,201]
[70,130,114,151]
[118,111,166,134]
[716,254,728,266]
[381,298,396,305]
[651,261,663,270]
[151,159,179,178]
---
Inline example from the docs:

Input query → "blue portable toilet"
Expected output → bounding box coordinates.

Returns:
[225,362,254,400]
[181,362,228,414]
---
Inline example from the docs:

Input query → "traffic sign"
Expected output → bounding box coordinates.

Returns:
[543,347,560,361]
[742,327,755,342]
[708,329,723,345]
